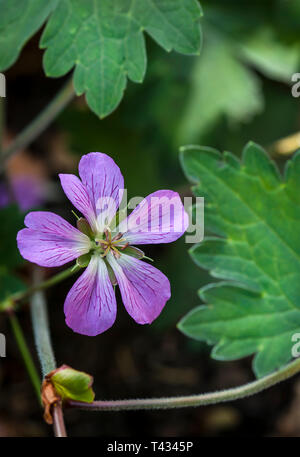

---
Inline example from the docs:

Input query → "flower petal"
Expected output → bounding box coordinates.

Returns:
[117,190,189,245]
[17,211,91,267]
[64,255,117,336]
[59,174,98,232]
[78,153,124,232]
[107,252,170,324]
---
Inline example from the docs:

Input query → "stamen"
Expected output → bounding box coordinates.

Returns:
[111,246,121,259]
[112,232,123,242]
[112,238,126,245]
[96,229,127,259]
[101,246,110,258]
[104,228,112,243]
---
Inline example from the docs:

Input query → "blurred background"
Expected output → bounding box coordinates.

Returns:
[1,0,300,436]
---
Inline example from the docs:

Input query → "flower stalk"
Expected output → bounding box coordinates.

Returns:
[52,402,67,438]
[7,264,81,310]
[30,269,68,437]
[30,269,56,377]
[68,356,300,411]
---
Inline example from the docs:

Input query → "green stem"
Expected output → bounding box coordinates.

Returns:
[10,264,80,307]
[30,269,56,377]
[1,78,75,169]
[68,356,300,411]
[9,312,41,401]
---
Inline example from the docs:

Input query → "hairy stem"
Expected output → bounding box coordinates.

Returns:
[30,269,68,437]
[10,264,80,308]
[68,356,300,411]
[30,269,56,377]
[9,311,41,401]
[1,78,75,168]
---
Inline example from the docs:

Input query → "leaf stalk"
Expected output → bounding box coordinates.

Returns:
[68,356,300,411]
[1,77,75,169]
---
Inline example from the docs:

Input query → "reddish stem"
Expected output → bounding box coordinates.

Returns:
[52,402,67,437]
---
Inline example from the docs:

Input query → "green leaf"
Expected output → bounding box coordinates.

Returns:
[0,1,202,117]
[40,0,202,117]
[239,27,300,83]
[0,0,57,71]
[178,39,263,143]
[179,142,300,378]
[0,205,25,269]
[0,205,26,310]
[51,365,95,403]
[0,271,26,304]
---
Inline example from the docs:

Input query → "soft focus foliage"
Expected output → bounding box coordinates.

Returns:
[167,0,300,144]
[178,37,264,143]
[0,206,25,302]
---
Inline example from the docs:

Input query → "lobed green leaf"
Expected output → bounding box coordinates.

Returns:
[179,142,300,378]
[0,0,57,71]
[0,0,202,118]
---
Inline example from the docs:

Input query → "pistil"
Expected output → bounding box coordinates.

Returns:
[95,229,127,259]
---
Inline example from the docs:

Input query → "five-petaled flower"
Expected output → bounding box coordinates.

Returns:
[17,153,188,336]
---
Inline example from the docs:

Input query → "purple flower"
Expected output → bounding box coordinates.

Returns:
[0,175,45,211]
[11,175,45,211]
[17,153,188,336]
